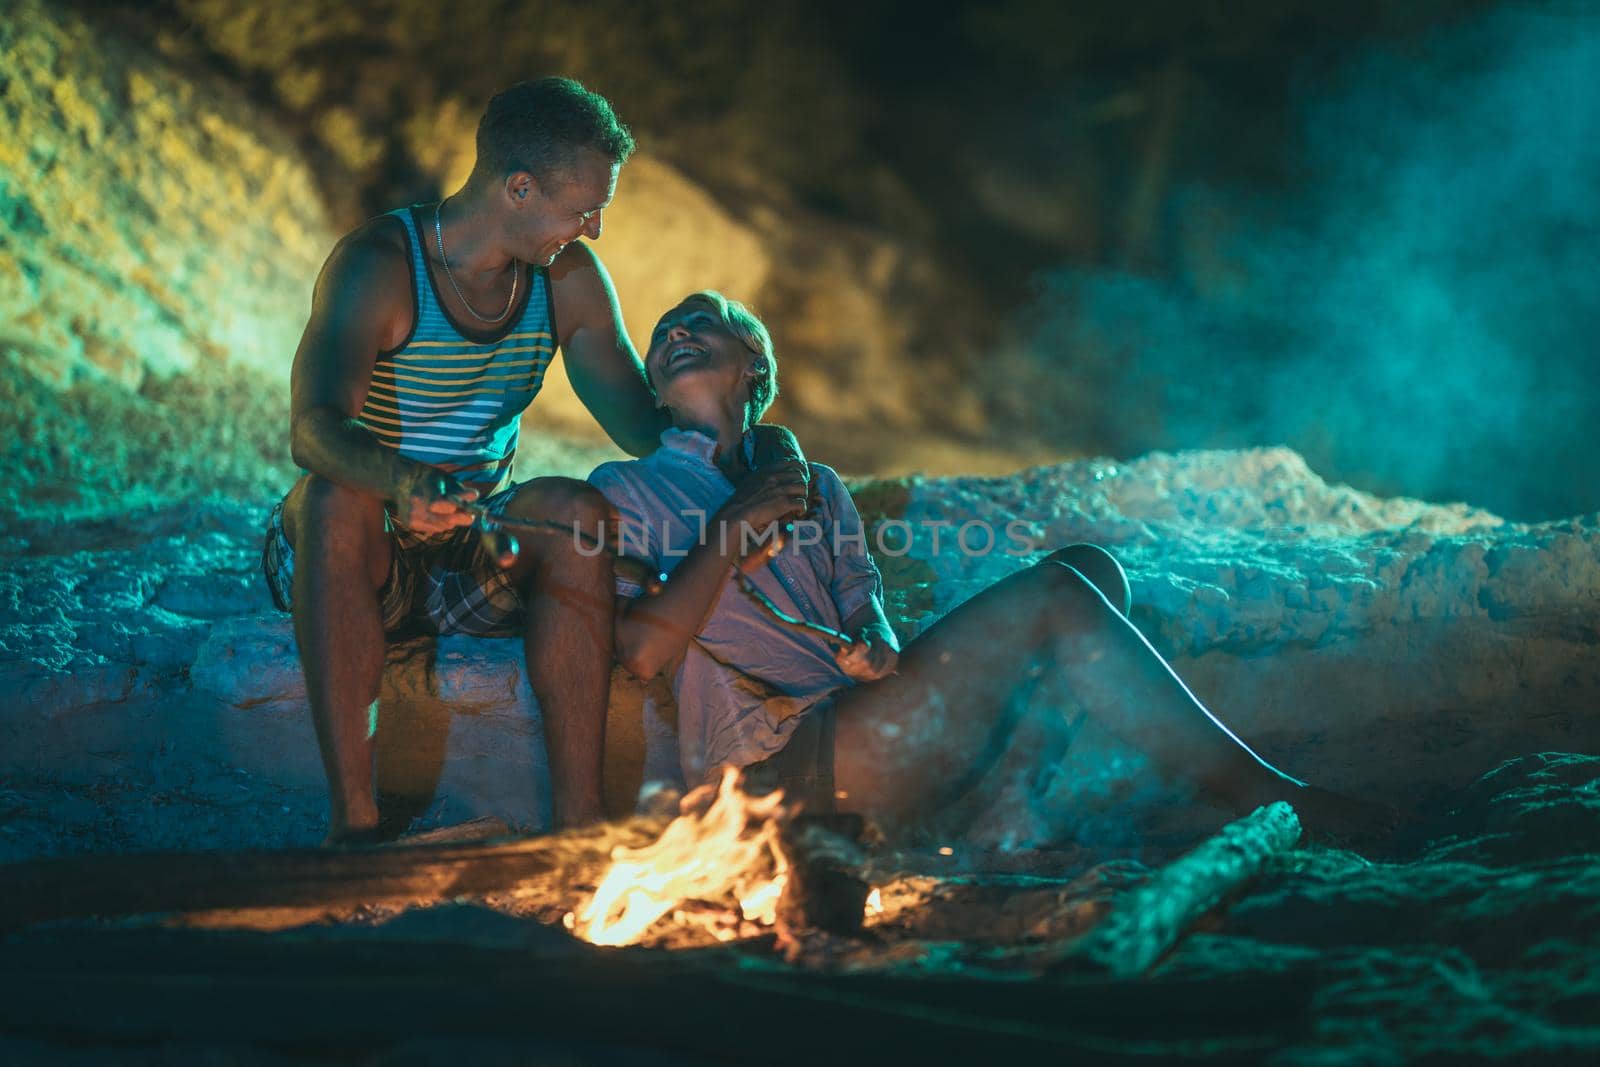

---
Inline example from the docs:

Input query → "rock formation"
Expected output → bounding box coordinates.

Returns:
[894,447,1600,800]
[0,0,332,388]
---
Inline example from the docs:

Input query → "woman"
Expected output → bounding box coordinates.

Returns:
[588,291,1386,841]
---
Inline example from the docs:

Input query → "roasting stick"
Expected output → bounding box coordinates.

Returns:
[736,574,854,649]
[464,504,846,645]
[462,503,665,594]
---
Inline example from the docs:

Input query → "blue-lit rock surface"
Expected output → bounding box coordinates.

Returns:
[889,447,1600,804]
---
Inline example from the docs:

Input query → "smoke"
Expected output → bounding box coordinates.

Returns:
[1024,4,1600,520]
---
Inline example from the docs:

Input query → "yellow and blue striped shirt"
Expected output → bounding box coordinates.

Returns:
[359,206,555,494]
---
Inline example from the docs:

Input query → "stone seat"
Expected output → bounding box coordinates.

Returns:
[192,614,682,832]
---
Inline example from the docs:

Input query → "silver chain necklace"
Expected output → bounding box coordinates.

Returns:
[433,198,520,324]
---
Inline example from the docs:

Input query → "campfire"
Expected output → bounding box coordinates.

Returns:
[544,780,1304,967]
[572,768,793,947]
[1,766,1304,978]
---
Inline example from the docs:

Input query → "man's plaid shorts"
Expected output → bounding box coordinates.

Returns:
[260,484,525,638]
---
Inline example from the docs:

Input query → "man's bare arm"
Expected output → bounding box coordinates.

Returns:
[548,243,670,458]
[289,229,413,492]
[549,245,809,476]
[288,228,475,531]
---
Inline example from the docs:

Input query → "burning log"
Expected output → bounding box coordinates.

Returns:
[1057,801,1302,977]
[568,777,884,950]
[776,814,872,938]
[0,767,870,952]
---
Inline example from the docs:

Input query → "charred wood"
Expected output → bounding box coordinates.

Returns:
[0,815,671,930]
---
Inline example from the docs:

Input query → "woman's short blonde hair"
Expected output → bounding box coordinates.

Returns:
[676,290,778,423]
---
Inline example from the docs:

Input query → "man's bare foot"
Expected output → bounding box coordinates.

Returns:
[320,794,384,846]
[321,824,388,848]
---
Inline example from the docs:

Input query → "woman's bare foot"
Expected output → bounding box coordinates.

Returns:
[1289,784,1405,849]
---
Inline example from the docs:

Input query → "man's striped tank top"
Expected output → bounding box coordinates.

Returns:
[358,206,556,495]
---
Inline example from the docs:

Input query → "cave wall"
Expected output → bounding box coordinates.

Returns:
[0,0,333,389]
[1,0,999,518]
[0,0,342,515]
[6,0,1593,520]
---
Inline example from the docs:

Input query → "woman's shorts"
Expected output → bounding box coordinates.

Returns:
[260,485,526,638]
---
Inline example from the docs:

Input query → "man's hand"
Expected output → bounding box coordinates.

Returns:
[394,468,479,535]
[835,628,899,683]
[715,460,810,563]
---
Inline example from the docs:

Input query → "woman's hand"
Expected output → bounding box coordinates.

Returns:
[394,467,478,534]
[835,629,899,682]
[715,460,810,561]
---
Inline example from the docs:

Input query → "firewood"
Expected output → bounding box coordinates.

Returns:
[1056,801,1302,977]
[0,814,671,930]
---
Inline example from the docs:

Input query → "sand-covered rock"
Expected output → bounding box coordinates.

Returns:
[885,447,1600,798]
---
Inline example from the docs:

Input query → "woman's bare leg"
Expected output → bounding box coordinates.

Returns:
[832,555,1304,825]
[1043,543,1131,616]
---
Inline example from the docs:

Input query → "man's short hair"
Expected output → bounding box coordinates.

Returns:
[475,78,635,184]
[681,290,779,424]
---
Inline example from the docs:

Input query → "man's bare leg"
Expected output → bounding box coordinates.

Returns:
[500,477,617,829]
[833,553,1330,828]
[281,474,392,842]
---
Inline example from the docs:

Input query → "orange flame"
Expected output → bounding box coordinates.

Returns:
[576,768,789,947]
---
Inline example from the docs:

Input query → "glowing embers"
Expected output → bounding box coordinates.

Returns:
[575,768,790,947]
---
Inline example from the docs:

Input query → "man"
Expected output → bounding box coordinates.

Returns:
[263,78,803,842]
